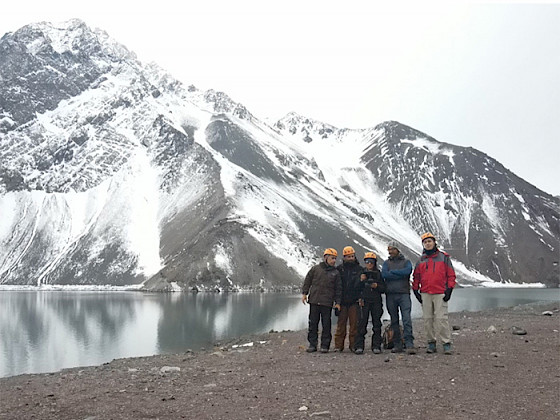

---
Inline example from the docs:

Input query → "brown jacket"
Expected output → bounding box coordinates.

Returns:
[302,262,342,307]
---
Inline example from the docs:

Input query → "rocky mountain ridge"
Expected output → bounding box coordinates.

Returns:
[0,20,558,289]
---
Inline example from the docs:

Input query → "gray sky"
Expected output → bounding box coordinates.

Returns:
[2,1,559,195]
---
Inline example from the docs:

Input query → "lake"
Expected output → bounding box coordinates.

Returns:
[1,288,558,378]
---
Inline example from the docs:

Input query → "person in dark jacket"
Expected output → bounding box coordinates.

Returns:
[333,246,363,352]
[354,252,386,354]
[382,241,415,354]
[302,248,342,353]
[412,232,456,355]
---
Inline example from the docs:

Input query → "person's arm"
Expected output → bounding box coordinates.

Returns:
[412,262,422,303]
[382,262,398,280]
[334,272,342,310]
[301,266,314,304]
[390,260,413,277]
[372,271,386,293]
[443,255,456,302]
[445,255,457,289]
[358,269,367,300]
[412,262,421,291]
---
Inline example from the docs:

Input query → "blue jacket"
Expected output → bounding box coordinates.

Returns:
[382,253,412,294]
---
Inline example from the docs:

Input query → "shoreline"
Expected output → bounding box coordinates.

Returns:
[1,301,559,419]
[0,281,550,292]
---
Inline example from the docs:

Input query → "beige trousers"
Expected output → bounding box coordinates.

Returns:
[421,293,451,344]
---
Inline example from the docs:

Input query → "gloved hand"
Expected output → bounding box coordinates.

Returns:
[413,289,422,304]
[334,304,341,316]
[443,288,453,302]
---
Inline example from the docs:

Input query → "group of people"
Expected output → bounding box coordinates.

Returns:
[301,233,457,355]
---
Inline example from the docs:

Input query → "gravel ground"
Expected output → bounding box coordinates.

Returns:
[1,301,559,420]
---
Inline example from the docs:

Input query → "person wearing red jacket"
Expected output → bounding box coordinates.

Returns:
[412,233,456,355]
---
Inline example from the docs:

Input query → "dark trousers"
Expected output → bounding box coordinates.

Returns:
[355,301,384,350]
[307,304,333,349]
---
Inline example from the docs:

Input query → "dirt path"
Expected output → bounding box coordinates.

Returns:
[1,301,559,419]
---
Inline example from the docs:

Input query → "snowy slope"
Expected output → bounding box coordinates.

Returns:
[0,20,558,289]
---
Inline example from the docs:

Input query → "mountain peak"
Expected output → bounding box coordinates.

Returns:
[6,19,135,61]
[373,120,434,143]
[274,112,345,143]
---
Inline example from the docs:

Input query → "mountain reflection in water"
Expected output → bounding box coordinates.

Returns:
[0,288,558,378]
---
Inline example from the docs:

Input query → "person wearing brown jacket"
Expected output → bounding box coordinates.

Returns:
[302,248,342,353]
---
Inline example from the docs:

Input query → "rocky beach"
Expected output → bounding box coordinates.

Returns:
[1,301,558,420]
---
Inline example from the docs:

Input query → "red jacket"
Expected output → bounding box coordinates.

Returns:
[412,249,456,294]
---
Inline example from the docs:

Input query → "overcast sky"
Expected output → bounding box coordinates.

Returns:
[2,1,559,195]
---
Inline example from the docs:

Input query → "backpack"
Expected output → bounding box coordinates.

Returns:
[382,323,404,349]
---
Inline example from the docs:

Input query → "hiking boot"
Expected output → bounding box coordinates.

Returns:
[306,346,317,353]
[354,348,364,355]
[372,348,381,354]
[391,346,403,353]
[320,347,329,353]
[443,343,453,355]
[333,348,343,352]
[426,342,437,354]
[406,346,417,355]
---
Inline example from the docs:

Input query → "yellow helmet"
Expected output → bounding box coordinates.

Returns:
[364,252,377,260]
[343,246,355,256]
[323,248,338,257]
[421,232,436,242]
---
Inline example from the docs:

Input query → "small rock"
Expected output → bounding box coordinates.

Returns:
[511,326,527,335]
[452,325,461,330]
[310,411,332,417]
[160,366,181,374]
[490,352,500,357]
[127,368,138,373]
[384,357,390,362]
[299,406,309,411]
[487,325,497,333]
[203,383,217,388]
[542,311,553,316]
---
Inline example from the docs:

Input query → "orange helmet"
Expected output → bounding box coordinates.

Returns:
[421,232,436,242]
[343,246,355,256]
[323,248,338,257]
[364,252,377,260]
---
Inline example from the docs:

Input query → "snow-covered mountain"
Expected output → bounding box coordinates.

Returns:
[0,20,558,290]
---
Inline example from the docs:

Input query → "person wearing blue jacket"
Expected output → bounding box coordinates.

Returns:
[382,241,415,354]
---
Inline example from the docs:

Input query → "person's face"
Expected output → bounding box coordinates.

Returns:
[422,238,436,251]
[365,260,375,269]
[325,255,337,266]
[343,254,356,263]
[387,247,399,258]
